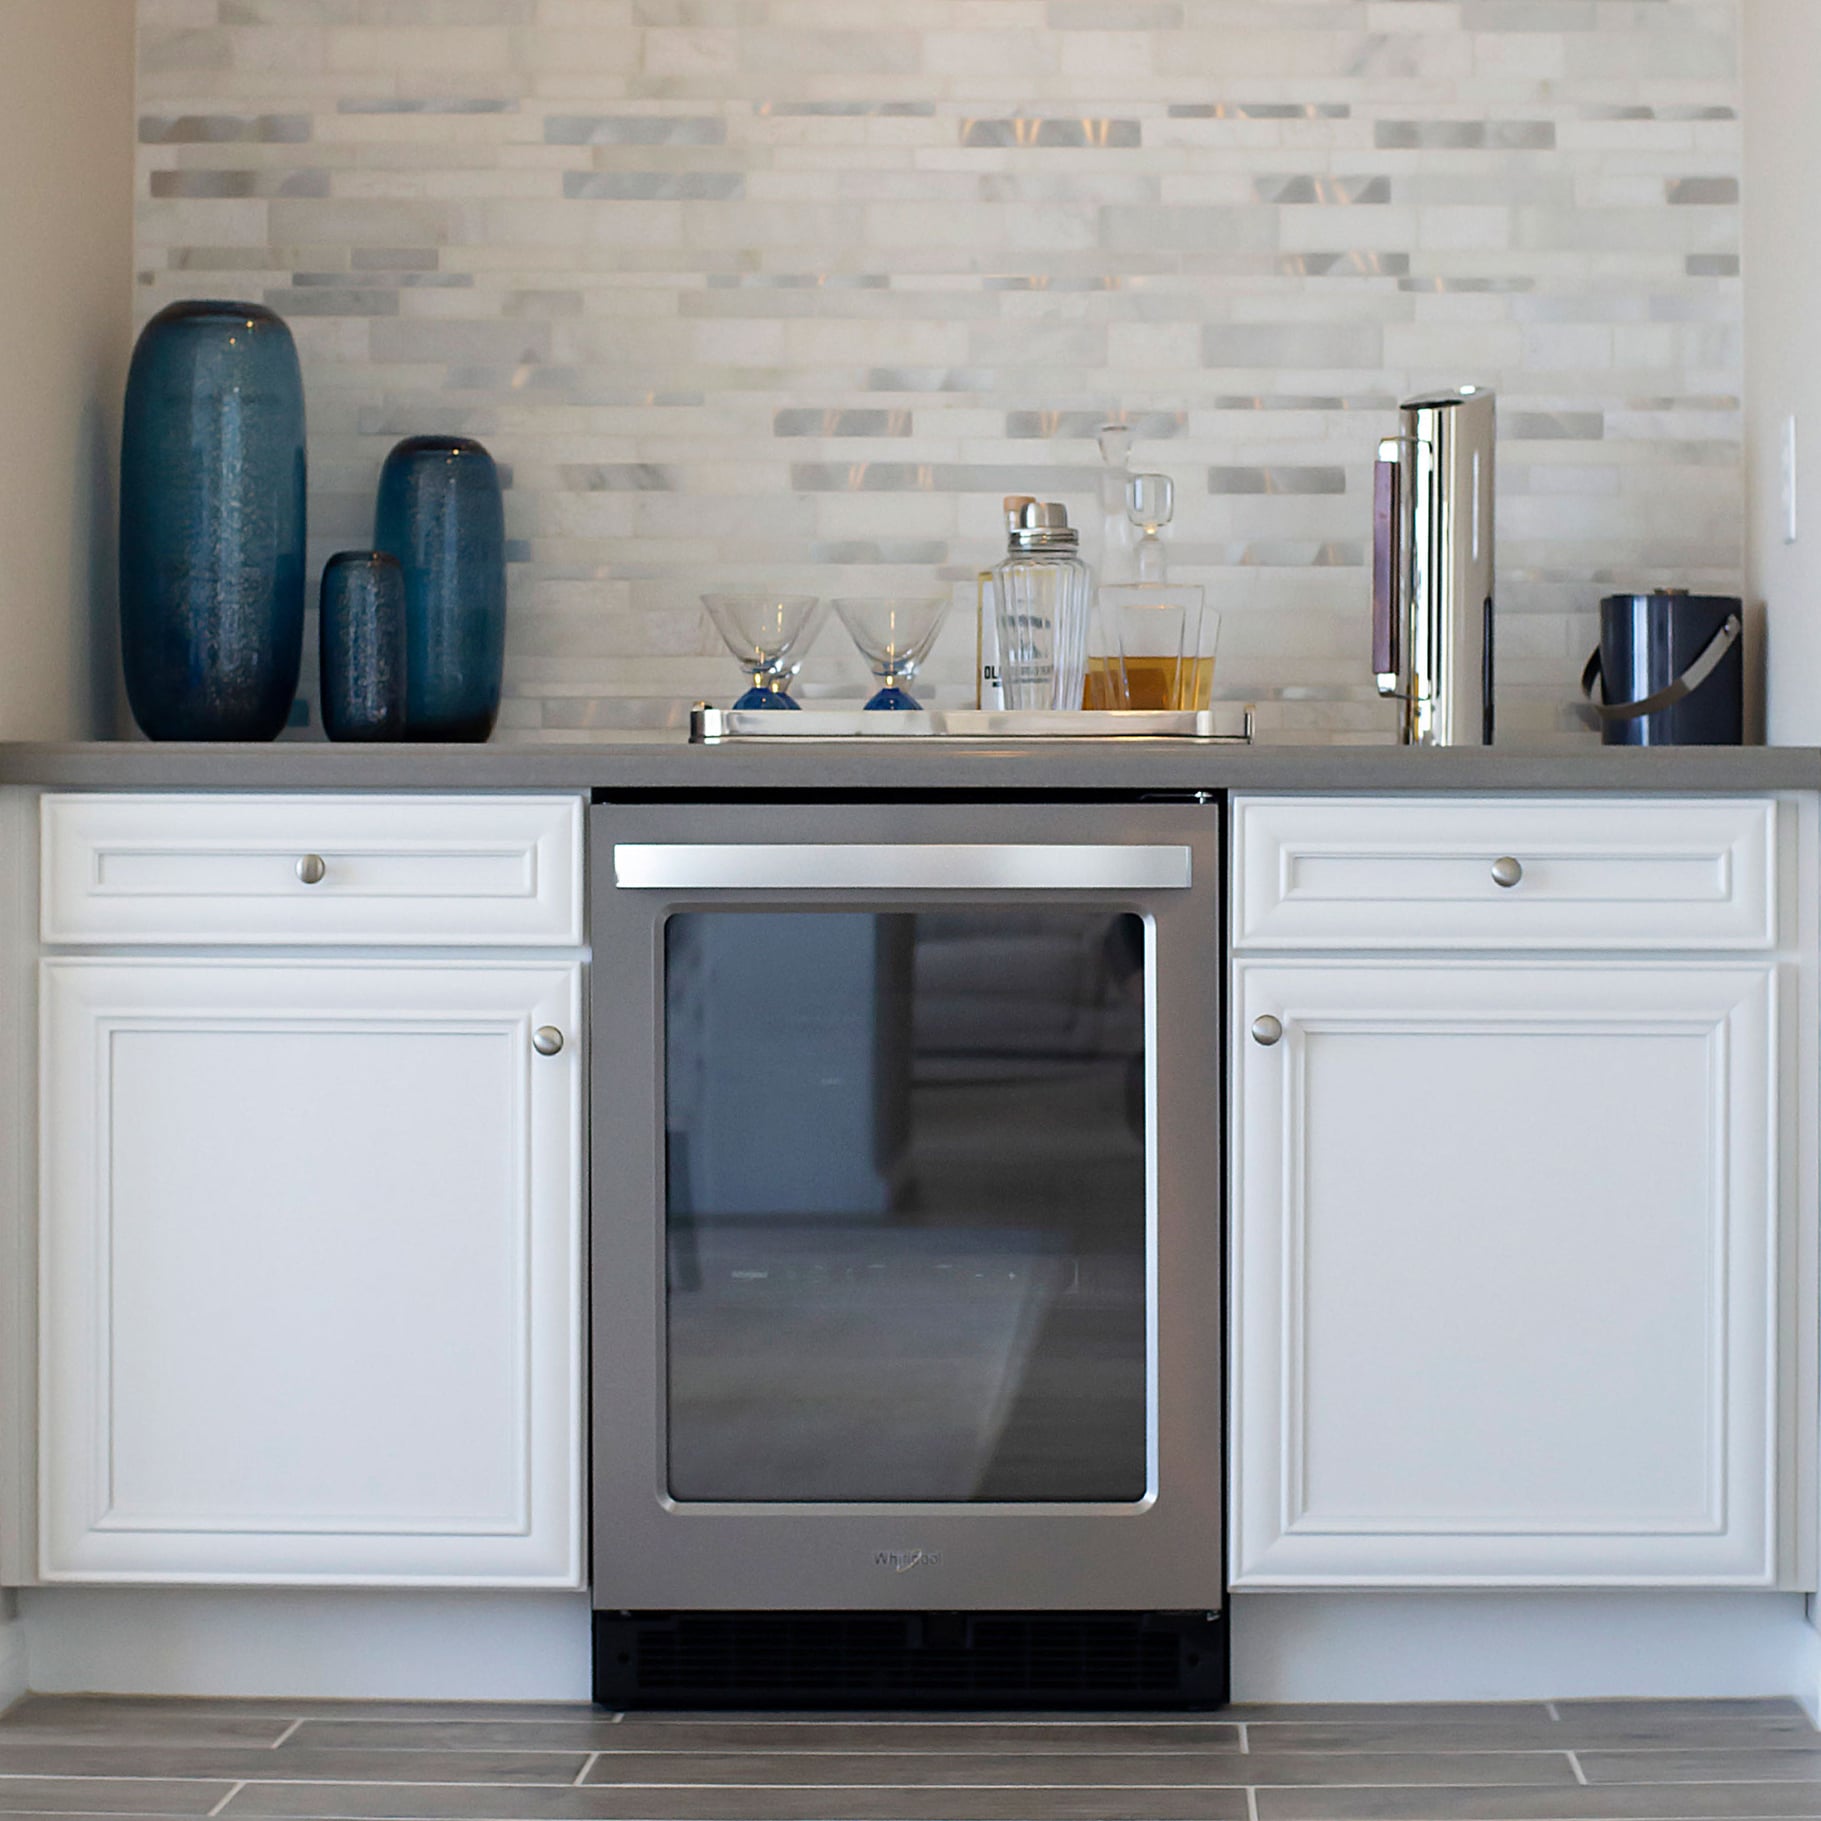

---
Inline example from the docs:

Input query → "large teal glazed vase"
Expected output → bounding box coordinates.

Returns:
[374,436,507,742]
[119,300,306,740]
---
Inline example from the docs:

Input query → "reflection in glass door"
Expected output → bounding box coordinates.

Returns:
[663,909,1149,1505]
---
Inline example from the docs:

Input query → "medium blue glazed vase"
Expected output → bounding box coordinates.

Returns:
[319,551,407,742]
[374,436,506,742]
[119,300,306,741]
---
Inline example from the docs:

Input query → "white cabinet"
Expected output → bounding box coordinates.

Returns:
[1228,794,1815,1591]
[32,791,589,1589]
[37,956,583,1587]
[1231,959,1781,1587]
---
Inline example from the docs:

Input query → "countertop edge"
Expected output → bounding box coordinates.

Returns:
[1,741,1818,793]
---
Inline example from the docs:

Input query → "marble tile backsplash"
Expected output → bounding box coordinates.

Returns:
[135,0,1742,743]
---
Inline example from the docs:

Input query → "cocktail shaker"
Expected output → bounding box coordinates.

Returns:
[990,497,1094,711]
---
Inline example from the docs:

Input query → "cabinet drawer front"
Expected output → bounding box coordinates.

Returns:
[42,794,583,946]
[1233,796,1776,950]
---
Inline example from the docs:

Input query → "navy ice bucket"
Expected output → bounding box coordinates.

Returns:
[1581,591,1743,746]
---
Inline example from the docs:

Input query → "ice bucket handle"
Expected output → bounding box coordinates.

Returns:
[1580,610,1741,722]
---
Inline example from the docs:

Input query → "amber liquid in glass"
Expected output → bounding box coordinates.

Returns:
[1083,655,1213,711]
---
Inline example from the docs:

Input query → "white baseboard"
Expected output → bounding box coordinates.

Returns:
[19,1588,592,1700]
[1233,1590,1821,1703]
[0,1616,27,1713]
[16,1587,1821,1705]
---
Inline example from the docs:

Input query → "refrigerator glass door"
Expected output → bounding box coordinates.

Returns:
[663,907,1148,1505]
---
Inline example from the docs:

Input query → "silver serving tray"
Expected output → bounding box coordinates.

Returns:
[691,705,1255,743]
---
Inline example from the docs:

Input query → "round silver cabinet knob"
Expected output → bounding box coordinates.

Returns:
[1251,1014,1284,1048]
[1491,855,1524,889]
[533,1026,566,1057]
[296,854,327,886]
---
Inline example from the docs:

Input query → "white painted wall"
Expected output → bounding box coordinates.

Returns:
[0,4,133,1701]
[1747,0,1821,742]
[0,0,133,742]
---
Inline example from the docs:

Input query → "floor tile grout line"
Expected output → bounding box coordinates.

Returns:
[309,1776,1821,1792]
[20,1727,1784,1756]
[573,1749,602,1787]
[212,1731,1610,1747]
[598,1745,1262,1759]
[22,1771,1821,1795]
[78,1740,1794,1757]
[0,1738,1812,1755]
[272,1716,1244,1730]
[200,1779,1511,1793]
[2,1744,1812,1775]
[205,1781,245,1818]
[14,1740,1609,1755]
[356,1775,1821,1790]
[0,1773,590,1787]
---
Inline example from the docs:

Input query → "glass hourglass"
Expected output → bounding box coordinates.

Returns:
[1127,472,1175,584]
[702,594,827,709]
[833,596,950,709]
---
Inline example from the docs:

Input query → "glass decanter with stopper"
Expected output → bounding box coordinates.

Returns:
[1096,423,1137,585]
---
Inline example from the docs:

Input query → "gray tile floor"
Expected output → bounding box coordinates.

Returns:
[0,1697,1816,1821]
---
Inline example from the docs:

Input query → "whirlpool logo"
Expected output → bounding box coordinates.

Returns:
[875,1549,943,1573]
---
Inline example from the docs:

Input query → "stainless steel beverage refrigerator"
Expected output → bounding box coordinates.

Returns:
[589,798,1227,1708]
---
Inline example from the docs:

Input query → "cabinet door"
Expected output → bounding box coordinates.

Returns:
[39,958,582,1586]
[1231,959,1781,1587]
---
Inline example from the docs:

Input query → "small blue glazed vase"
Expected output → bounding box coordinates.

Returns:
[319,552,407,742]
[374,435,506,742]
[119,300,307,741]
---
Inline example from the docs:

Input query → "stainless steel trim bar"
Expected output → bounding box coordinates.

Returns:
[614,843,1193,892]
[690,705,1255,742]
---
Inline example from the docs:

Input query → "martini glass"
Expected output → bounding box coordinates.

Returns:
[833,596,950,710]
[702,594,826,709]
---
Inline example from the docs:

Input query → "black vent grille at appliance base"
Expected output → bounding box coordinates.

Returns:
[593,1611,1228,1710]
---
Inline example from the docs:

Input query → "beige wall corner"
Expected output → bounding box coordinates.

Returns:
[1746,0,1821,743]
[0,0,134,742]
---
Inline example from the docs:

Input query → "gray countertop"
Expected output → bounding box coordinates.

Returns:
[1,739,1818,793]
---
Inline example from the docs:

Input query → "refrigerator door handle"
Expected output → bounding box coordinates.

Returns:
[1372,441,1403,695]
[613,842,1193,892]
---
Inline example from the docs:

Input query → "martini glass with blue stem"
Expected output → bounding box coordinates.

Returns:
[833,596,950,710]
[702,594,826,709]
